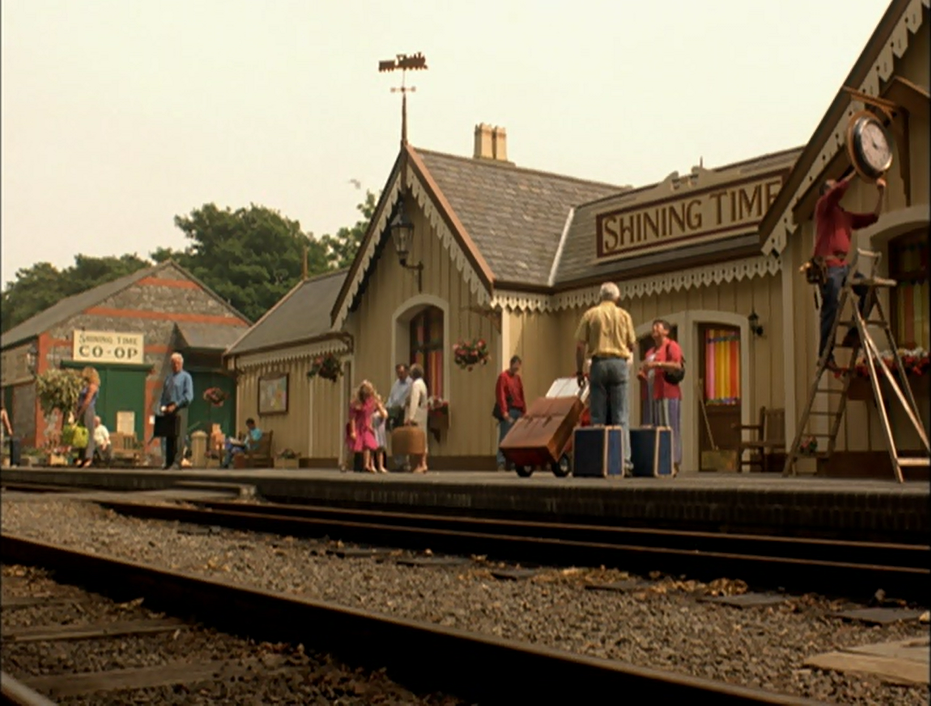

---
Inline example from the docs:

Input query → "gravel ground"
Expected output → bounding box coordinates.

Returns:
[1,563,464,705]
[3,498,929,705]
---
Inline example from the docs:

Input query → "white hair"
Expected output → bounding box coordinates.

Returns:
[599,282,620,302]
[171,353,184,364]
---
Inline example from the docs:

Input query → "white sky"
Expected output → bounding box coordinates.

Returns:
[1,0,890,288]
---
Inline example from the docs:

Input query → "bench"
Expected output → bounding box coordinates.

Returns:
[237,430,274,468]
[733,407,786,473]
[109,432,143,467]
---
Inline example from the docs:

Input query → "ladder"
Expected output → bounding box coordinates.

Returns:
[784,249,930,482]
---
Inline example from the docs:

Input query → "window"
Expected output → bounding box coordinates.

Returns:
[889,233,929,350]
[703,327,740,406]
[409,307,444,398]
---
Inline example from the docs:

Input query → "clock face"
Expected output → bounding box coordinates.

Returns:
[851,115,893,178]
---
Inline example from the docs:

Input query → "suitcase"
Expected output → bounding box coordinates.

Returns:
[499,396,584,473]
[391,426,426,456]
[572,426,624,477]
[630,426,675,477]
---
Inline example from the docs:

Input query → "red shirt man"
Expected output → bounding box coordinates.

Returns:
[813,175,882,266]
[496,356,526,418]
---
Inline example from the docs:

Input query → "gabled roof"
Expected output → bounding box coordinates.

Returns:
[416,149,621,286]
[226,269,347,357]
[759,0,928,253]
[1,260,249,350]
[175,322,249,351]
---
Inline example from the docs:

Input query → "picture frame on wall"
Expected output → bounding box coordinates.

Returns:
[258,373,289,415]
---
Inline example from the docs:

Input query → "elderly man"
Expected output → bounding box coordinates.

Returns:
[575,282,637,473]
[93,416,112,464]
[160,353,194,470]
[386,363,413,471]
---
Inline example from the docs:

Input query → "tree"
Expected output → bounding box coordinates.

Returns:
[320,191,378,270]
[1,255,150,333]
[167,203,330,322]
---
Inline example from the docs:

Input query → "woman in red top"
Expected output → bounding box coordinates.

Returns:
[638,320,683,472]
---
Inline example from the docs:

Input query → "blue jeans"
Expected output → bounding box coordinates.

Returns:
[497,408,522,467]
[589,357,632,468]
[819,266,869,361]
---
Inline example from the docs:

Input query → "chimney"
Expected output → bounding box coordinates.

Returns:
[492,126,507,162]
[473,123,494,159]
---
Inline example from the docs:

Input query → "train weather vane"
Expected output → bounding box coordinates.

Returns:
[379,52,428,145]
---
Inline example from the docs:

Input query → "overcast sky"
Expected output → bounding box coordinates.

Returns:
[1,0,890,288]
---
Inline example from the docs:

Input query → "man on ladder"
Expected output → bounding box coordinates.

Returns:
[813,173,886,373]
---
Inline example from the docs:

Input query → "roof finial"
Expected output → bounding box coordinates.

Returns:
[379,52,428,146]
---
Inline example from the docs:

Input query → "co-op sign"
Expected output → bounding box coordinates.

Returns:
[73,330,144,365]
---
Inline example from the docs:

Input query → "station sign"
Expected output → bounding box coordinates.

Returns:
[73,330,144,365]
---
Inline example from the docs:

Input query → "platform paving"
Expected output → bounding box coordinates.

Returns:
[1,467,928,543]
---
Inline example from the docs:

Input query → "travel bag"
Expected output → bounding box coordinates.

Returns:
[630,426,675,477]
[391,425,426,456]
[572,426,624,477]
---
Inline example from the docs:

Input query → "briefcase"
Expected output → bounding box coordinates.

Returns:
[630,426,675,477]
[154,414,181,438]
[391,426,426,456]
[572,426,625,477]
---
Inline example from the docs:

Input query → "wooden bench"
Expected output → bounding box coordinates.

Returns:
[109,432,143,467]
[240,430,274,468]
[733,407,786,473]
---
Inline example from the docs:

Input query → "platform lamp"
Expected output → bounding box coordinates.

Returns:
[390,201,423,293]
[748,310,764,338]
[25,343,38,375]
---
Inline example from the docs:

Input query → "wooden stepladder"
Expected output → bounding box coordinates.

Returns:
[785,249,930,482]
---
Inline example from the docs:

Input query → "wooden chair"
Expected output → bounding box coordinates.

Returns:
[243,430,274,468]
[733,407,786,473]
[109,432,142,467]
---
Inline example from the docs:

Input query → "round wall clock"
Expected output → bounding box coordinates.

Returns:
[846,110,894,181]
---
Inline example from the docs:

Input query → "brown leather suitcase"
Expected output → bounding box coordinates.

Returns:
[499,396,583,470]
[391,426,426,456]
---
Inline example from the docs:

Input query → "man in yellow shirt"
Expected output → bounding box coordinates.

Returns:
[575,282,637,471]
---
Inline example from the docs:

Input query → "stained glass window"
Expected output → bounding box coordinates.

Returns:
[704,328,740,406]
[889,234,929,350]
[409,307,444,398]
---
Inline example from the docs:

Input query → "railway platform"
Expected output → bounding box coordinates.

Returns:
[2,466,927,543]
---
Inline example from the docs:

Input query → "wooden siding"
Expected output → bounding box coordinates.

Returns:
[345,193,500,458]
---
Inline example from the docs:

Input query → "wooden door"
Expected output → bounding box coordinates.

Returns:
[638,325,678,426]
[697,324,742,470]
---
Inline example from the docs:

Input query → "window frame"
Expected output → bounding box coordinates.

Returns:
[888,231,929,350]
[409,306,444,397]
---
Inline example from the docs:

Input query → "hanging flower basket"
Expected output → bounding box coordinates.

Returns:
[203,387,228,407]
[454,338,490,371]
[308,353,342,382]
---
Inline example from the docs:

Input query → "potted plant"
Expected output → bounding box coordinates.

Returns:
[308,353,342,382]
[453,338,490,371]
[35,368,84,466]
[275,448,300,469]
[427,397,449,440]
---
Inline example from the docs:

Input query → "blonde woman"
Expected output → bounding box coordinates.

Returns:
[405,364,429,473]
[75,367,100,468]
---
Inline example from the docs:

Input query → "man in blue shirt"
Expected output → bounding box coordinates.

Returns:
[223,418,263,468]
[385,364,412,471]
[160,353,194,470]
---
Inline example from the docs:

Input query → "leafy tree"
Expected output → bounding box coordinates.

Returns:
[321,191,378,270]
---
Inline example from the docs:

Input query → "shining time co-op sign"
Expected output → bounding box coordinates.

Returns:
[73,330,144,365]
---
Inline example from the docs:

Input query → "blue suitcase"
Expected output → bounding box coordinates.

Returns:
[572,426,624,477]
[630,426,675,477]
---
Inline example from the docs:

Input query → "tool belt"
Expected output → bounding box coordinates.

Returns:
[800,256,827,286]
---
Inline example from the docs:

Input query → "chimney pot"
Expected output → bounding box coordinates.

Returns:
[493,126,507,162]
[473,123,494,160]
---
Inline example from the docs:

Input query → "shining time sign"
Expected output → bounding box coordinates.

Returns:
[73,330,144,365]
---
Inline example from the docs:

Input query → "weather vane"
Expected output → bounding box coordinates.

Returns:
[379,52,428,145]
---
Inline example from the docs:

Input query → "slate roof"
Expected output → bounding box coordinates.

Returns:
[416,149,622,286]
[1,263,164,350]
[551,147,804,285]
[226,269,347,356]
[175,322,249,351]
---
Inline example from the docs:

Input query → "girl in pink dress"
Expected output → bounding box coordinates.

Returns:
[349,381,379,473]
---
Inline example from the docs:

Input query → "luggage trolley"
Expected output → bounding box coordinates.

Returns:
[498,377,590,478]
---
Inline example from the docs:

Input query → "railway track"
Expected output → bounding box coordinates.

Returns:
[0,532,823,705]
[83,494,929,602]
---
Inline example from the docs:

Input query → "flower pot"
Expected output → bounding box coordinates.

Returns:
[274,458,299,469]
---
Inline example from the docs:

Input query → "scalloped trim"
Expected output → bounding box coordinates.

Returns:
[234,339,349,369]
[763,0,929,255]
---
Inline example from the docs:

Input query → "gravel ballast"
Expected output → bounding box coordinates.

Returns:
[3,498,928,705]
[1,563,464,705]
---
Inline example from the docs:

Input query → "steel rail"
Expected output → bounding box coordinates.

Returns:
[0,672,57,706]
[0,532,826,705]
[95,499,929,602]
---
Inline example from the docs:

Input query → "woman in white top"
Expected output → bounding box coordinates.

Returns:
[405,363,429,473]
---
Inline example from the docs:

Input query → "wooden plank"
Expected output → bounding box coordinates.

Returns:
[2,618,187,643]
[847,638,929,664]
[24,658,284,698]
[1,595,88,610]
[805,651,928,686]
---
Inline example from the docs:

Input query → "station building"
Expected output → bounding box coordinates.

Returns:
[1,260,250,461]
[226,0,928,475]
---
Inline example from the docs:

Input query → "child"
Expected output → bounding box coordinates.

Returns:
[371,390,389,473]
[350,380,380,473]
